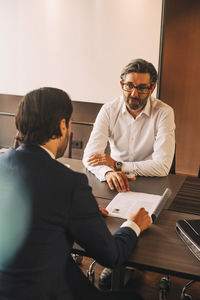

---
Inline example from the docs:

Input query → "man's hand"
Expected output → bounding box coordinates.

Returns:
[105,171,136,193]
[99,205,109,217]
[87,153,115,169]
[128,207,152,232]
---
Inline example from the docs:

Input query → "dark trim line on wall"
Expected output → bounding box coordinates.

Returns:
[157,0,166,99]
[72,121,93,127]
[0,112,15,117]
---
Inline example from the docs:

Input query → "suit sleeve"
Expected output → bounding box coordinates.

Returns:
[67,173,138,268]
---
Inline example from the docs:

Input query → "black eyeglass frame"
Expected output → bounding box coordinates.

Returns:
[121,82,153,94]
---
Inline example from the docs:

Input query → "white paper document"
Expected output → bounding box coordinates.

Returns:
[106,191,162,219]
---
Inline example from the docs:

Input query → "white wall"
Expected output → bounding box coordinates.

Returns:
[0,0,163,103]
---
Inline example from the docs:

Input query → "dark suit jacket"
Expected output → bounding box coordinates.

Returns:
[0,145,138,300]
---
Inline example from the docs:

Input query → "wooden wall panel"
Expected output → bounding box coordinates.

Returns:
[160,0,200,176]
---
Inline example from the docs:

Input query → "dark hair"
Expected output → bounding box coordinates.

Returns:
[15,87,73,145]
[120,58,158,85]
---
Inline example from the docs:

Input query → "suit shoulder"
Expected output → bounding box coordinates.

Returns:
[53,159,88,184]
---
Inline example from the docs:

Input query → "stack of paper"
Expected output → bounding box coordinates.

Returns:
[106,188,171,221]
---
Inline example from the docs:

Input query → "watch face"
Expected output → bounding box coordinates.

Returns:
[115,161,122,170]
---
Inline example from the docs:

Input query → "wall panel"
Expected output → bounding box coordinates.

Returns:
[160,0,200,176]
[0,0,162,103]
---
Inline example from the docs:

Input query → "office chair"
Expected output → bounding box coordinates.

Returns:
[0,112,74,154]
[180,280,195,300]
[64,131,73,158]
[169,148,176,174]
[0,112,17,150]
[159,276,171,300]
[66,120,94,159]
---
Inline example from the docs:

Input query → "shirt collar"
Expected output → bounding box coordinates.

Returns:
[122,95,151,117]
[141,96,151,117]
[40,145,55,159]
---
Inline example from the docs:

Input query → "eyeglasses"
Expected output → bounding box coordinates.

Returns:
[122,82,152,94]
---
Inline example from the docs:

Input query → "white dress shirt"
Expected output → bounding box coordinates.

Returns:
[83,95,175,181]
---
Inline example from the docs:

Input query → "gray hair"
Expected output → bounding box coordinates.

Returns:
[120,58,158,86]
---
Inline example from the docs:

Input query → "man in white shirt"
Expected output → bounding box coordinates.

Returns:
[83,59,175,192]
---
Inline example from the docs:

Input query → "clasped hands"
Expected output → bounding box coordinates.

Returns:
[87,153,136,193]
[89,154,151,231]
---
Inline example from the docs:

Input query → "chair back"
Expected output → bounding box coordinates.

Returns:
[65,131,73,158]
[0,112,17,149]
[169,147,176,174]
[169,153,176,174]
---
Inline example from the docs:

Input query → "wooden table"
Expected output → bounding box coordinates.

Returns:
[58,158,200,285]
[58,157,186,208]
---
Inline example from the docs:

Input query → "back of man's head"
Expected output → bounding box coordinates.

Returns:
[16,87,73,146]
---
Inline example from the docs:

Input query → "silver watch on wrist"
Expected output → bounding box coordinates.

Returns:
[115,161,123,171]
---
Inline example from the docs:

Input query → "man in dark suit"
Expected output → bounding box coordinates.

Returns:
[0,87,151,300]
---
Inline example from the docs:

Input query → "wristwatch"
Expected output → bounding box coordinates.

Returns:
[115,161,123,171]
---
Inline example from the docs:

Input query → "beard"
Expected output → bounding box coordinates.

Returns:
[126,94,149,111]
[56,131,69,159]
